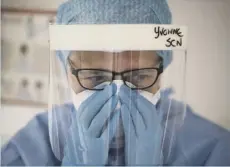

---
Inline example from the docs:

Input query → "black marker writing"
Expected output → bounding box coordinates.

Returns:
[154,26,184,47]
[154,26,184,39]
[165,38,182,47]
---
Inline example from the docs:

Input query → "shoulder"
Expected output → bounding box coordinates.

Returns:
[204,131,230,165]
[179,107,230,165]
[160,98,229,141]
[181,105,229,143]
[161,99,230,165]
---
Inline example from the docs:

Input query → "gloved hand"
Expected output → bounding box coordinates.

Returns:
[119,85,164,165]
[62,83,120,166]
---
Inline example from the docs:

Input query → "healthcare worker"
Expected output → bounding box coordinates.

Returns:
[1,0,230,166]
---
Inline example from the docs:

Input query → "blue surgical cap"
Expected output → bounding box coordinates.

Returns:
[56,0,172,68]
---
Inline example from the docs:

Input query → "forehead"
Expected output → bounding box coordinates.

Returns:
[69,51,160,63]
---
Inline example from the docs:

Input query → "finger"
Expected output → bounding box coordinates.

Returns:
[119,85,137,106]
[120,105,136,138]
[88,95,119,137]
[120,105,137,164]
[78,83,117,117]
[101,109,120,143]
[79,83,117,129]
[120,104,145,137]
[135,94,161,127]
[120,85,158,128]
[119,85,146,131]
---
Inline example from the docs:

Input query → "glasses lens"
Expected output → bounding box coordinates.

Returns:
[123,69,158,89]
[78,70,113,89]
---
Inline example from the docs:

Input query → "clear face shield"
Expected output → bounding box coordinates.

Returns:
[48,25,188,165]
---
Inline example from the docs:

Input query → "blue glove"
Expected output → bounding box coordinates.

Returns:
[62,83,120,166]
[119,85,164,165]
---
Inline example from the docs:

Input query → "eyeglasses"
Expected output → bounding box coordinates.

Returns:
[68,59,163,90]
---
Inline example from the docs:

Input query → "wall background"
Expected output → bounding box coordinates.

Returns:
[168,0,230,129]
[1,0,230,146]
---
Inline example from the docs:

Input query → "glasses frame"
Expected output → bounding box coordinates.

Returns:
[68,58,163,91]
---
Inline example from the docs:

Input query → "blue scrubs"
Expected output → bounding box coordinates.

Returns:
[1,102,230,166]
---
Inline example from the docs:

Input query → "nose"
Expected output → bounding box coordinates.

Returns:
[113,73,122,80]
[112,80,123,103]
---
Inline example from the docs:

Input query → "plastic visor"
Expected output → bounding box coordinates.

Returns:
[48,24,188,165]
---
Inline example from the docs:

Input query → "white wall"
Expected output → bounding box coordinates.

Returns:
[1,3,52,145]
[168,0,230,129]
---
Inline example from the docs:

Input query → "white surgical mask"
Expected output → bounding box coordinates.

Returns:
[71,80,161,111]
